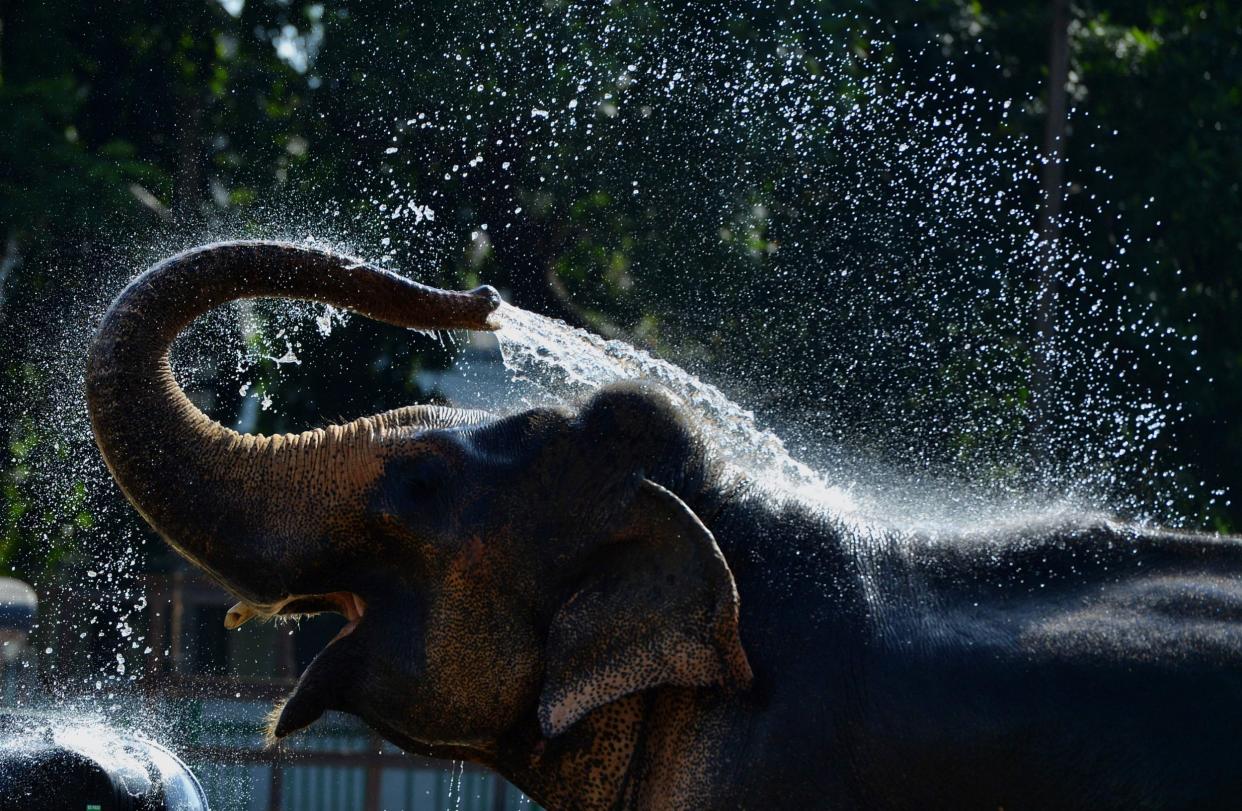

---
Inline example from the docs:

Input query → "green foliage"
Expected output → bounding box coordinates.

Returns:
[895,0,1241,524]
[1,415,92,578]
[0,0,1238,585]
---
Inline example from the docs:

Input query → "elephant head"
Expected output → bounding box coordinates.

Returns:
[85,241,751,783]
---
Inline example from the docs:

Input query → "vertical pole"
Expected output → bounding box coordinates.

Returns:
[0,0,7,86]
[364,764,382,811]
[269,763,284,811]
[166,0,207,220]
[170,569,186,674]
[54,584,76,685]
[276,620,296,679]
[144,575,166,680]
[1034,0,1071,431]
[363,735,383,811]
[490,777,511,811]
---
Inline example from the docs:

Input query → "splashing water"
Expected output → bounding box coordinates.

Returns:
[452,759,466,811]
[0,702,234,806]
[4,9,1210,615]
[496,303,860,515]
[324,0,1210,530]
[0,4,1223,809]
[495,302,1103,536]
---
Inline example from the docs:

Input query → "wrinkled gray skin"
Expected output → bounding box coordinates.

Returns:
[87,242,1242,810]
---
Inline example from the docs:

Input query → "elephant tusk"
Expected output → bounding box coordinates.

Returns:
[226,592,364,630]
[225,601,259,630]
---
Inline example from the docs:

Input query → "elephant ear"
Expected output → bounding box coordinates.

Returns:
[538,479,753,738]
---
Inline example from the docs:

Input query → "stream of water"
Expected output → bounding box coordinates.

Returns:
[495,302,853,510]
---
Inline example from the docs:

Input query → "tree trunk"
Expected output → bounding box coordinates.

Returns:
[0,1,7,85]
[173,76,205,217]
[0,232,18,325]
[169,0,210,218]
[1034,0,1070,433]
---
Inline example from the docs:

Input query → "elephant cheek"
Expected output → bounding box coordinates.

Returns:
[420,607,541,739]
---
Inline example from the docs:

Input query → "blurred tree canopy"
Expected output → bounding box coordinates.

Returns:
[1,0,1239,580]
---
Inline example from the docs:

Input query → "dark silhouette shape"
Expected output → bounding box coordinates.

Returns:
[86,242,1242,809]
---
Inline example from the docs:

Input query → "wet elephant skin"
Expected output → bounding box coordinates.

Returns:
[86,242,1242,810]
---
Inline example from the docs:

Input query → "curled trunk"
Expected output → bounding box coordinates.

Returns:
[85,240,499,603]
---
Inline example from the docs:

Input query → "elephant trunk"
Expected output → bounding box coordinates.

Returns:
[85,240,500,604]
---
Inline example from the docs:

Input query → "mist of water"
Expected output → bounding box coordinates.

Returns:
[327,0,1213,531]
[495,303,859,512]
[0,4,1222,808]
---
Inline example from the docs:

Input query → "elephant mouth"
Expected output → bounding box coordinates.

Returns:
[264,590,371,742]
[226,591,367,643]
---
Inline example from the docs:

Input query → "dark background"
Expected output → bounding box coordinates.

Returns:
[1,0,1239,589]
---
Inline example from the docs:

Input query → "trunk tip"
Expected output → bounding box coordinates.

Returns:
[470,285,504,329]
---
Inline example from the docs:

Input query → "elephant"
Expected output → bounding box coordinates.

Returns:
[86,240,1242,810]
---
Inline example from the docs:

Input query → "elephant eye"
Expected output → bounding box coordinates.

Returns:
[373,453,455,539]
[383,455,454,517]
[402,457,447,496]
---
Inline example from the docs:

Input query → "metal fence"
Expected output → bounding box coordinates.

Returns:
[6,570,542,811]
[169,696,536,811]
